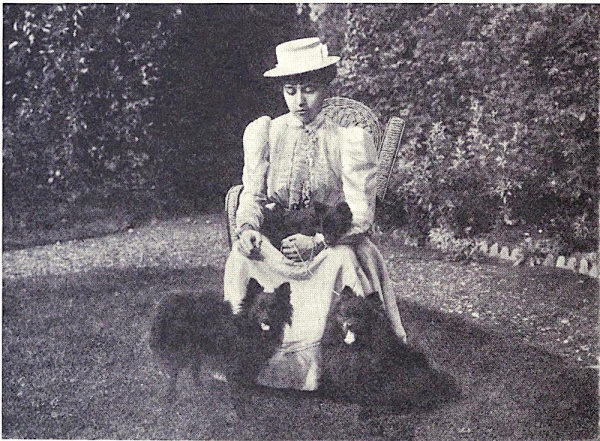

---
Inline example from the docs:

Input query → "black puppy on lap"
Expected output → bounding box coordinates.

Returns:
[261,201,353,248]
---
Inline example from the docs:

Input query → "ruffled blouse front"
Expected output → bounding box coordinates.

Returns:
[286,115,320,210]
[236,111,377,237]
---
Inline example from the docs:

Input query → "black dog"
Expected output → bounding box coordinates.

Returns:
[320,286,459,412]
[149,278,293,399]
[261,201,353,248]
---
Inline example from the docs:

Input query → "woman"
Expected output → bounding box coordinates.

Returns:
[224,37,407,391]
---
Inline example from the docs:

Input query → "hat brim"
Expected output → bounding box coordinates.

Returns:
[263,56,340,78]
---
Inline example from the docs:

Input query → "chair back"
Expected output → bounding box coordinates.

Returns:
[322,97,404,202]
[322,97,383,152]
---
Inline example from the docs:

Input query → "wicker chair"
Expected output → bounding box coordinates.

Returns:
[225,97,405,247]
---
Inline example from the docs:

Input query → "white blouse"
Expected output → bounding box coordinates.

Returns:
[236,111,377,237]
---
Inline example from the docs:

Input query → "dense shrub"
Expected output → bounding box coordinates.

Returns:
[3,4,301,228]
[5,3,597,251]
[311,4,599,249]
[3,4,181,223]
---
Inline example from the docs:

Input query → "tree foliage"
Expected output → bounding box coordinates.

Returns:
[3,4,300,226]
[4,4,597,250]
[312,4,598,249]
[3,4,181,206]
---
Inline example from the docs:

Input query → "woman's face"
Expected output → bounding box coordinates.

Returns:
[283,82,327,124]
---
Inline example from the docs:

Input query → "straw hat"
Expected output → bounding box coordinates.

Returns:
[263,37,340,78]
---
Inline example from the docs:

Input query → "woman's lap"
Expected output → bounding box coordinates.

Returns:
[224,240,367,343]
[222,237,405,390]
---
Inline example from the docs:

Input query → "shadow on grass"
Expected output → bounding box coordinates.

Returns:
[397,299,598,440]
[3,265,598,440]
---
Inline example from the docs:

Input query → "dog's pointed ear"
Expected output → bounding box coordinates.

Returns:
[341,286,355,300]
[246,278,264,300]
[313,201,328,218]
[366,291,382,308]
[275,282,291,302]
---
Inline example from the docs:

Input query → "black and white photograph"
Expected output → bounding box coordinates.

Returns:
[2,3,599,439]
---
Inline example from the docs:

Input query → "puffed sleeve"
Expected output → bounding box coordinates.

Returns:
[340,126,378,235]
[235,116,271,233]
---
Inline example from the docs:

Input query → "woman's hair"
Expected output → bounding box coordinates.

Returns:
[273,65,337,86]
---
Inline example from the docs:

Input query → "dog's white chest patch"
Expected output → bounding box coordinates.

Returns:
[344,329,356,345]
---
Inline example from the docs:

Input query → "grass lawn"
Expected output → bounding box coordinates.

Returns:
[3,214,598,439]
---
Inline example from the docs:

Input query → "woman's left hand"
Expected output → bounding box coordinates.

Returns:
[281,234,314,262]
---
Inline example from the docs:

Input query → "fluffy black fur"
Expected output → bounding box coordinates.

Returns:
[229,279,293,385]
[149,279,293,399]
[260,201,353,248]
[321,286,459,411]
[318,201,354,246]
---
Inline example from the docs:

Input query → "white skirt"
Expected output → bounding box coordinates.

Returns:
[223,237,406,391]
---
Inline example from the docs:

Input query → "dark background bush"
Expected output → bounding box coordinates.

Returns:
[311,4,598,250]
[3,4,598,251]
[3,4,302,231]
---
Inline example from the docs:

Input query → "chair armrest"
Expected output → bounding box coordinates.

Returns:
[225,184,244,248]
[376,117,405,203]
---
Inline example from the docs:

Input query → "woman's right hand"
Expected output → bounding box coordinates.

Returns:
[238,229,262,257]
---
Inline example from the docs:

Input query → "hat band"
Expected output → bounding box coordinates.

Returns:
[276,43,329,71]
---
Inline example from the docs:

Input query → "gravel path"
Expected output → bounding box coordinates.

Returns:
[4,212,597,367]
[3,214,230,280]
